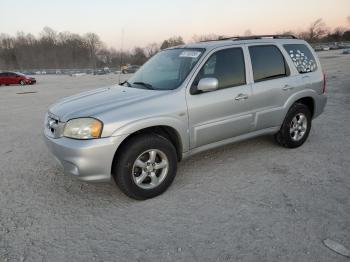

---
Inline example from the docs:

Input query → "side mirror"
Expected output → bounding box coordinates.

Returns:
[197,78,218,92]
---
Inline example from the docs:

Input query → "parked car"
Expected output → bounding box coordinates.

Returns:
[314,45,323,52]
[329,44,339,50]
[343,48,350,54]
[0,72,36,85]
[93,69,107,75]
[122,65,140,74]
[44,35,327,199]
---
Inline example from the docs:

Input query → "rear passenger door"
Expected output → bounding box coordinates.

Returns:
[186,46,254,149]
[247,44,299,130]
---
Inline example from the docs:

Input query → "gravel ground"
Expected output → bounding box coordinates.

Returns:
[0,50,349,262]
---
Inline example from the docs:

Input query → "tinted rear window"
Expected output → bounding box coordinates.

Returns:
[249,45,287,82]
[283,44,317,73]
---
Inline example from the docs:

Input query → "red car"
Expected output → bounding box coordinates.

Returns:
[0,72,36,86]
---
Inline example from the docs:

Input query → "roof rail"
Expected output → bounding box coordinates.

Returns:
[231,34,298,40]
[200,34,298,42]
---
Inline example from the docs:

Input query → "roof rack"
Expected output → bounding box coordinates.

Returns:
[200,34,298,42]
[232,34,298,40]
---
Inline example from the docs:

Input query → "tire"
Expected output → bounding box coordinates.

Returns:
[19,80,25,86]
[274,103,312,148]
[122,70,127,74]
[113,133,178,200]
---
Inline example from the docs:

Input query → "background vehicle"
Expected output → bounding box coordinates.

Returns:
[44,35,327,199]
[343,48,350,54]
[0,72,36,85]
[122,65,140,74]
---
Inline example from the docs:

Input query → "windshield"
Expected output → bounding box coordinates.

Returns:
[126,48,204,90]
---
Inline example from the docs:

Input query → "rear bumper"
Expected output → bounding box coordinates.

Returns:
[44,132,127,182]
[313,94,327,119]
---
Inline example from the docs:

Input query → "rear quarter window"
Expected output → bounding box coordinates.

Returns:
[283,44,317,73]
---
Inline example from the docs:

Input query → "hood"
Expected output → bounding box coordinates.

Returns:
[49,85,164,122]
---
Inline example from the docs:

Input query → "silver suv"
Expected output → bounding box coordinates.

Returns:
[44,35,327,199]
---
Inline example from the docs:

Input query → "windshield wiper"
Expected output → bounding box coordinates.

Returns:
[120,80,132,87]
[133,82,155,90]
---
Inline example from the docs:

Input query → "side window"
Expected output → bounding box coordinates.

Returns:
[194,47,246,90]
[283,44,317,73]
[249,45,288,82]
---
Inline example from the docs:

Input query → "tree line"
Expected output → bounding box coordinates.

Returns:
[0,18,349,71]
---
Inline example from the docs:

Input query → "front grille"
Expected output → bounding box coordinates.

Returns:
[46,112,63,138]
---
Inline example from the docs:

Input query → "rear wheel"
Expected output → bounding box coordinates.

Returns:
[275,103,312,148]
[113,133,178,200]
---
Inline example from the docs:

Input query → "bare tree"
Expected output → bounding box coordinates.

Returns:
[244,30,252,36]
[192,34,220,42]
[307,18,328,42]
[84,33,101,69]
[276,30,296,36]
[160,36,184,49]
[130,47,147,65]
[144,43,159,58]
[41,27,57,43]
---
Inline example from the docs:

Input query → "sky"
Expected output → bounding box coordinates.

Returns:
[0,0,349,49]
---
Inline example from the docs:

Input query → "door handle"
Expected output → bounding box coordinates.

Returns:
[235,94,249,101]
[282,85,294,91]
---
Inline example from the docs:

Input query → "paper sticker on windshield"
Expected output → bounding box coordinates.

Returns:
[179,51,201,58]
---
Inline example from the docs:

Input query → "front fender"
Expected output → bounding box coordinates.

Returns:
[110,116,189,153]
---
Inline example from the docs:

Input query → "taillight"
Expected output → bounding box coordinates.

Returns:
[322,71,326,93]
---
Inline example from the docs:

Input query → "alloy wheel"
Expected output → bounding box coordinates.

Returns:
[132,149,169,189]
[289,113,307,141]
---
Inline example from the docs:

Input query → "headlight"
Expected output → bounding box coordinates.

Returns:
[63,118,103,139]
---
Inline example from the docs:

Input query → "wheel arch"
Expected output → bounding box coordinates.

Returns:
[295,97,315,117]
[283,90,317,120]
[111,124,184,176]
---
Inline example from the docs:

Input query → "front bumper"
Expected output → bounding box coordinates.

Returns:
[44,131,127,182]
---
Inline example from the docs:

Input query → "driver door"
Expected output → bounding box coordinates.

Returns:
[186,46,254,149]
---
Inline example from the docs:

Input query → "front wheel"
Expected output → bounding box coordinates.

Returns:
[19,80,26,85]
[113,134,178,200]
[275,103,312,148]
